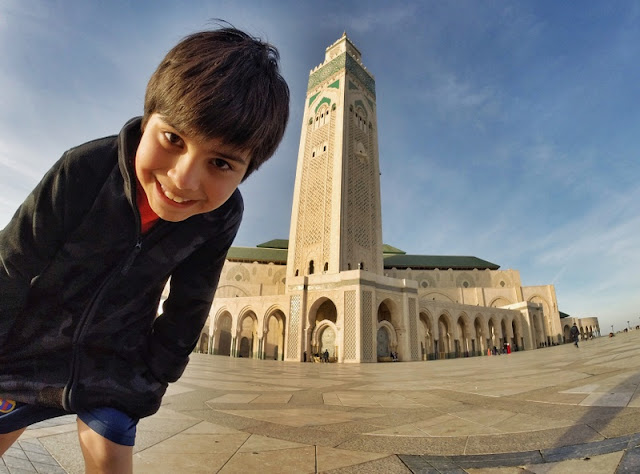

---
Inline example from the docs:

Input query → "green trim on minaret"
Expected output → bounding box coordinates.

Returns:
[314,97,331,113]
[308,92,320,107]
[349,80,359,90]
[308,53,375,97]
[328,79,340,89]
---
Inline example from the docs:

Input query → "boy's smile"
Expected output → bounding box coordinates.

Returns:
[135,114,250,222]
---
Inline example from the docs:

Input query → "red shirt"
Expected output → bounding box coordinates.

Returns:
[136,180,159,233]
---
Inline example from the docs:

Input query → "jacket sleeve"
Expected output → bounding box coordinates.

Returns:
[144,192,243,383]
[0,152,82,339]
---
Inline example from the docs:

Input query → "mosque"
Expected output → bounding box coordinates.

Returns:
[185,34,600,362]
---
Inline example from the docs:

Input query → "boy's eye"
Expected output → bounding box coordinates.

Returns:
[211,158,231,170]
[163,132,183,146]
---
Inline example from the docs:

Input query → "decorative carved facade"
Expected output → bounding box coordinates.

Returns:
[193,34,599,362]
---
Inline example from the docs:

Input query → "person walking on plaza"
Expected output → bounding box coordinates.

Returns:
[0,25,289,473]
[570,323,580,348]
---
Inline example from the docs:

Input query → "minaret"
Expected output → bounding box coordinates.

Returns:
[286,33,383,280]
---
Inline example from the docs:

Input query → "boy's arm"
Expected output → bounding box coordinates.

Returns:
[0,152,83,329]
[144,193,243,383]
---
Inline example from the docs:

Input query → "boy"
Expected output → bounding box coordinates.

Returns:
[0,26,289,472]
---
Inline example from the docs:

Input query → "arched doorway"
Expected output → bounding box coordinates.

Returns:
[474,317,485,356]
[457,315,471,357]
[488,318,498,353]
[500,319,508,351]
[310,298,338,357]
[214,312,232,356]
[511,319,521,351]
[438,314,451,359]
[318,325,337,361]
[264,310,286,360]
[377,300,398,360]
[377,326,390,358]
[238,312,258,358]
[419,311,434,360]
[198,332,209,353]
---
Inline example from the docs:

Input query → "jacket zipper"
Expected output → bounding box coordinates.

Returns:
[62,238,143,411]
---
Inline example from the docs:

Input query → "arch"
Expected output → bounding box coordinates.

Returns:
[511,316,523,351]
[419,310,434,360]
[473,315,486,356]
[377,301,392,323]
[215,284,249,298]
[264,308,286,361]
[377,298,401,330]
[528,295,552,342]
[237,311,258,358]
[500,318,509,352]
[490,297,512,308]
[437,312,453,359]
[311,320,338,361]
[376,320,398,361]
[531,312,545,348]
[198,332,209,354]
[307,297,340,358]
[422,292,455,303]
[315,299,338,324]
[213,311,233,356]
[456,312,473,357]
[487,317,500,353]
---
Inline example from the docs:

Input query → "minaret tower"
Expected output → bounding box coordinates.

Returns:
[286,33,383,279]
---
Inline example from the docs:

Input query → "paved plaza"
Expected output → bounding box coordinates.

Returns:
[3,330,640,473]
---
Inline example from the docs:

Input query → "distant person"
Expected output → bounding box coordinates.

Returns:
[0,25,290,473]
[570,323,580,348]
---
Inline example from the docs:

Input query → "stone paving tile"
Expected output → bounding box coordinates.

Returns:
[219,446,316,474]
[1,439,66,474]
[616,445,640,473]
[524,451,624,474]
[542,434,635,462]
[323,455,412,473]
[3,332,640,472]
[464,425,604,455]
[337,434,468,456]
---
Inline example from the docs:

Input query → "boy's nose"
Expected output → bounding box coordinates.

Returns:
[167,155,199,191]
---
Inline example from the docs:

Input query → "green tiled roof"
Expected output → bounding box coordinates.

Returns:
[383,254,499,270]
[228,239,499,270]
[226,246,288,264]
[382,244,406,255]
[256,239,290,249]
[559,311,571,319]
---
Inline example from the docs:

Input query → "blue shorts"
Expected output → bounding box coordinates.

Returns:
[0,402,138,446]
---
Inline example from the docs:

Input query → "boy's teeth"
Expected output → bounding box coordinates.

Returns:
[162,186,190,203]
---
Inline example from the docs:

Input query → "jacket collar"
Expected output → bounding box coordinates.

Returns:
[117,117,144,208]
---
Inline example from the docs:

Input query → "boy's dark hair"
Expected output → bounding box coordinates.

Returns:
[143,27,290,180]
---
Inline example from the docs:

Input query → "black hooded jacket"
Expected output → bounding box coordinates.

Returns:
[0,118,243,418]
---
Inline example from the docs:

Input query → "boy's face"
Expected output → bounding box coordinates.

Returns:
[135,114,250,222]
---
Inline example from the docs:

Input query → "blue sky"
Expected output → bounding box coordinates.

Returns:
[1,0,639,332]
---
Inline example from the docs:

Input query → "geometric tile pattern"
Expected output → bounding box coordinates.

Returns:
[4,331,640,473]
